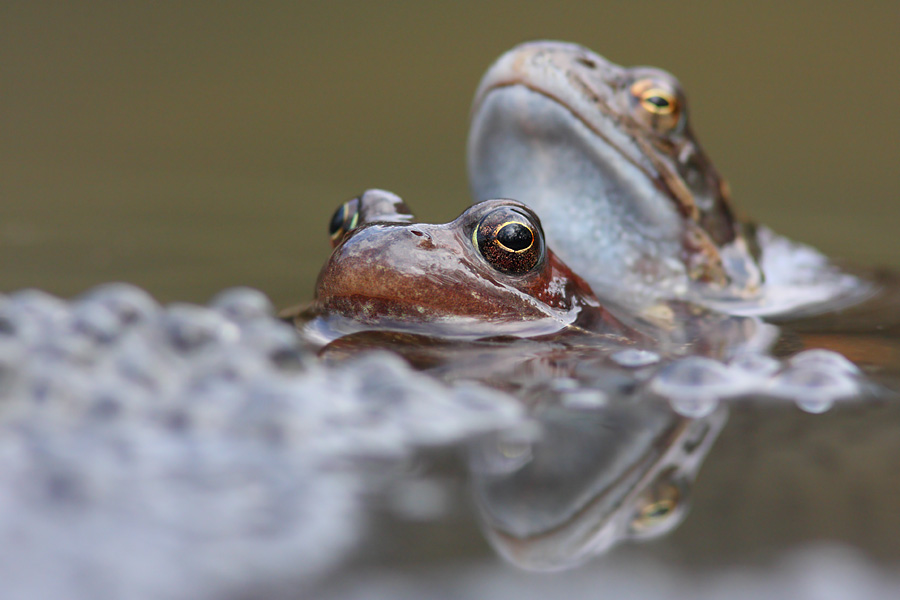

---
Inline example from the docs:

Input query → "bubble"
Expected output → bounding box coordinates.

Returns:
[667,395,720,418]
[210,287,275,323]
[0,338,25,396]
[18,360,95,411]
[223,376,309,445]
[78,283,159,327]
[32,328,98,366]
[187,346,272,396]
[770,365,860,412]
[69,302,122,345]
[6,289,68,322]
[611,349,661,368]
[0,289,69,343]
[560,388,609,409]
[111,327,185,396]
[729,353,781,377]
[795,397,835,414]
[788,349,860,375]
[161,304,241,353]
[238,319,309,366]
[649,357,750,411]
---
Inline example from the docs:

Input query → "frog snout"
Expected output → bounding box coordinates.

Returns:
[409,228,436,249]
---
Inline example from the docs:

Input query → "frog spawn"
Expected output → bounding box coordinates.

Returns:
[0,284,525,600]
[0,284,876,597]
[647,349,865,417]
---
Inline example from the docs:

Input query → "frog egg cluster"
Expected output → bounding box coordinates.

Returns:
[308,543,900,600]
[648,349,865,417]
[0,284,524,600]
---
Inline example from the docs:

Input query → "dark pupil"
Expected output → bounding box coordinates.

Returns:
[645,502,671,519]
[328,205,345,235]
[645,95,669,108]
[497,223,532,251]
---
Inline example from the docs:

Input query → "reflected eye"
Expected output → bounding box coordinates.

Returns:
[630,470,686,536]
[474,207,544,274]
[328,198,361,247]
[629,78,684,134]
[633,485,678,526]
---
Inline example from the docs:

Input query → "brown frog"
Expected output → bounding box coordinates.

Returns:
[301,190,631,342]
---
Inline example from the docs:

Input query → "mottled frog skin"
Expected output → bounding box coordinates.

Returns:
[468,41,863,314]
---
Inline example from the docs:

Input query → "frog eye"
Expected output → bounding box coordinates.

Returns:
[629,470,686,537]
[473,206,544,274]
[328,197,361,247]
[629,78,684,134]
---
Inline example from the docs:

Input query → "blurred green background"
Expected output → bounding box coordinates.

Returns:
[1,2,897,308]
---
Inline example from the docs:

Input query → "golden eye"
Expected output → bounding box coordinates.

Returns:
[328,197,361,247]
[629,78,684,133]
[633,487,678,527]
[630,474,684,535]
[473,207,544,274]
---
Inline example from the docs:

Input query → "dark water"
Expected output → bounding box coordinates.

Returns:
[2,3,900,599]
[2,2,899,305]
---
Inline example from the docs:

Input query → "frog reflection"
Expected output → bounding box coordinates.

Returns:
[469,395,726,570]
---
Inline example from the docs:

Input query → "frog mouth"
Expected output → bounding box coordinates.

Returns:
[472,79,702,223]
[305,295,585,343]
[473,79,657,193]
[468,82,684,241]
[467,40,703,225]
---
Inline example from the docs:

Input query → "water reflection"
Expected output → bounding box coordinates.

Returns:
[469,397,726,570]
[0,282,898,599]
[312,310,870,571]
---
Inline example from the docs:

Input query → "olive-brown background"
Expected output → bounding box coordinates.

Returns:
[2,2,898,308]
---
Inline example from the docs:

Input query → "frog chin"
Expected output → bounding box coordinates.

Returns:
[468,84,688,305]
[302,298,583,344]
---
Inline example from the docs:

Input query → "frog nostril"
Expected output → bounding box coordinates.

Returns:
[576,57,597,69]
[409,229,435,249]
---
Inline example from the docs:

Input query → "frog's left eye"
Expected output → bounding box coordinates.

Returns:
[328,198,361,247]
[473,206,545,274]
[629,78,684,134]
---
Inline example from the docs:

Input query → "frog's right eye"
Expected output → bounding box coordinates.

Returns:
[328,198,361,247]
[473,206,545,275]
